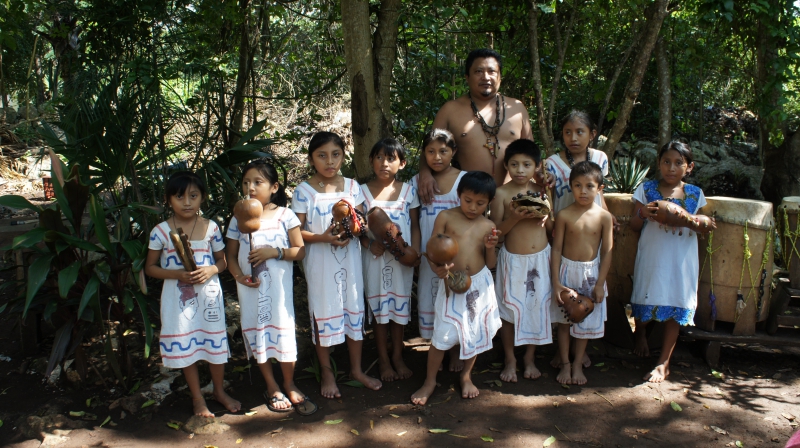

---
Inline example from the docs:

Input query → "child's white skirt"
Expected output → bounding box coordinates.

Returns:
[431,267,501,359]
[496,246,553,346]
[550,256,607,339]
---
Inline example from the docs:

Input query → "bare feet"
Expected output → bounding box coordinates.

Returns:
[582,352,591,368]
[411,380,437,405]
[551,350,592,368]
[379,358,399,382]
[571,362,587,386]
[556,362,572,384]
[550,353,561,369]
[212,390,241,413]
[283,382,306,406]
[644,363,669,383]
[634,332,650,357]
[392,355,413,380]
[523,360,541,380]
[499,359,518,383]
[461,377,480,399]
[449,347,464,372]
[192,397,214,418]
[320,368,341,399]
[449,357,464,372]
[351,370,382,391]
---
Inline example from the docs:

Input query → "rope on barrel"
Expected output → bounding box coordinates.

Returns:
[734,222,773,323]
[782,207,800,273]
[700,230,720,322]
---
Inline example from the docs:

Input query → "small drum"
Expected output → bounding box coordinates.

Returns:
[696,197,774,335]
[779,197,800,289]
[604,193,640,304]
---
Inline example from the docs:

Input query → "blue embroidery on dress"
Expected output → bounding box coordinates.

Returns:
[631,304,694,326]
[643,180,701,214]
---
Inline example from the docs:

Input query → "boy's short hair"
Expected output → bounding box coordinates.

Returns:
[504,139,541,165]
[569,161,604,186]
[457,171,496,202]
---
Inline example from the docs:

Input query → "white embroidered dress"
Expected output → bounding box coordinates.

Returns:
[227,207,300,363]
[149,221,229,368]
[361,182,419,325]
[291,179,365,346]
[409,170,466,338]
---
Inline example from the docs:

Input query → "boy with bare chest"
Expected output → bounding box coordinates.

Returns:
[411,171,502,405]
[551,161,613,386]
[490,140,553,383]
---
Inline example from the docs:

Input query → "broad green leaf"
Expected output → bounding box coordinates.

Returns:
[24,254,55,318]
[94,261,111,284]
[89,195,112,252]
[543,435,556,446]
[58,261,81,298]
[670,401,682,411]
[429,429,450,433]
[0,195,41,213]
[57,233,103,252]
[324,419,343,425]
[46,321,74,377]
[12,227,47,249]
[141,399,156,408]
[78,276,100,320]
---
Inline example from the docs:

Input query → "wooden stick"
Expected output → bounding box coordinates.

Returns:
[170,227,197,271]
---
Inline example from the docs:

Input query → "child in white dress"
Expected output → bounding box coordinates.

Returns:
[409,129,466,371]
[359,138,420,382]
[291,132,382,399]
[226,160,316,415]
[630,142,711,383]
[145,171,240,417]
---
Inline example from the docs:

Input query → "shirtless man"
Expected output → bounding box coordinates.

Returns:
[417,49,534,203]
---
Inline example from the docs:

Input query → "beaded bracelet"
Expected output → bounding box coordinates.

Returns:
[277,247,284,260]
[637,208,646,220]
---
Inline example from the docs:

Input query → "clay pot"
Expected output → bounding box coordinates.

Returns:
[425,233,458,265]
[234,197,263,234]
[366,207,419,267]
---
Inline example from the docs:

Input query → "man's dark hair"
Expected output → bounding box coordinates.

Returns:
[569,161,604,186]
[504,139,542,166]
[457,171,497,202]
[465,49,502,76]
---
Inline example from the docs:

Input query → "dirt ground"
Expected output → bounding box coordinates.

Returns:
[1,306,800,448]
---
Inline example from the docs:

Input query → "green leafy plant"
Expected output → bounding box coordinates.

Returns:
[606,156,650,193]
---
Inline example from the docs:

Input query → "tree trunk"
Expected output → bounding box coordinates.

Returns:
[372,0,400,138]
[546,1,577,135]
[528,1,553,154]
[229,0,257,147]
[757,0,798,204]
[341,0,395,181]
[603,0,670,157]
[655,35,671,150]
[596,23,640,140]
[0,43,7,111]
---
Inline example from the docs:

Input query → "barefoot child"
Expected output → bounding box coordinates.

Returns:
[226,160,316,415]
[145,171,241,417]
[411,171,502,404]
[551,162,613,385]
[360,138,420,382]
[410,129,467,371]
[630,142,711,383]
[291,132,382,398]
[490,140,553,383]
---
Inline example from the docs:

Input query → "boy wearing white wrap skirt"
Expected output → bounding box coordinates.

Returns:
[490,139,554,383]
[411,171,502,405]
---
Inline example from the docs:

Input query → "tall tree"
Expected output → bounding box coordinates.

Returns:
[603,0,671,157]
[655,34,672,149]
[341,0,400,181]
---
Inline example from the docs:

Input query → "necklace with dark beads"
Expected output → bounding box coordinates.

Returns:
[565,147,590,168]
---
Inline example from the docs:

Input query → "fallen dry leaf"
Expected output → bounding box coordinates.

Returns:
[397,431,407,436]
[418,417,422,424]
[390,414,400,418]
[636,429,650,434]
[710,425,728,435]
[389,405,397,411]
[782,413,796,421]
[566,397,576,402]
[489,427,502,433]
[236,439,243,444]
[370,420,374,430]
[350,429,359,436]
[552,402,559,407]
[704,425,710,430]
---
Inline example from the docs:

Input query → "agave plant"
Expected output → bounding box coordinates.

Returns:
[606,156,650,193]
